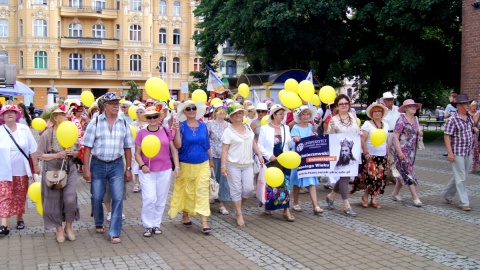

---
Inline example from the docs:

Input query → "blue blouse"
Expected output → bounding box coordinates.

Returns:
[179,121,210,164]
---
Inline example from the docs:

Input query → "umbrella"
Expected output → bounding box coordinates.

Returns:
[0,81,35,96]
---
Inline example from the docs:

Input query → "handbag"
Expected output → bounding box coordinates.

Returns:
[4,126,34,174]
[415,117,425,150]
[46,158,68,190]
[253,155,260,174]
[209,168,219,201]
[256,165,267,205]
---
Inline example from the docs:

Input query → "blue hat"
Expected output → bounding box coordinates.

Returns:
[102,92,121,102]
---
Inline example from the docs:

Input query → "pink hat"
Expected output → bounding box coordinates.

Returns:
[0,105,22,124]
[398,99,422,113]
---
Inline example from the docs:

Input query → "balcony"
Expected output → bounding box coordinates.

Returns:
[16,69,61,78]
[222,47,244,55]
[60,6,118,19]
[60,37,119,49]
[61,68,119,79]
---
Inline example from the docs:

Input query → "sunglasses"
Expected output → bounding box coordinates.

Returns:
[146,115,159,120]
[185,106,197,112]
[257,110,267,113]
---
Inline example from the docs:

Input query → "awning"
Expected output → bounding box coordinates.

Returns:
[0,81,35,96]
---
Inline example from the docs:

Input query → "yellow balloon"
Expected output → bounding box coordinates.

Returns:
[243,117,249,124]
[238,83,250,98]
[280,92,302,109]
[278,89,286,100]
[312,94,321,106]
[284,79,299,93]
[80,91,95,107]
[120,99,126,104]
[319,86,336,104]
[129,125,137,140]
[36,201,43,216]
[357,118,361,126]
[27,182,41,203]
[277,151,302,169]
[128,105,138,120]
[370,129,387,147]
[141,135,161,158]
[145,77,170,101]
[32,118,47,131]
[192,89,207,103]
[261,115,269,126]
[169,100,175,110]
[56,121,78,149]
[298,80,314,102]
[265,167,285,188]
[211,98,222,106]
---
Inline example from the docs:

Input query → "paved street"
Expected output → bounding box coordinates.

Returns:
[2,132,480,270]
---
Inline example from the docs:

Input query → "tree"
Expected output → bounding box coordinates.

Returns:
[125,80,140,101]
[193,0,461,107]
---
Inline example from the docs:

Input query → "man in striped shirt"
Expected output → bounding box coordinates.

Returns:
[83,92,134,243]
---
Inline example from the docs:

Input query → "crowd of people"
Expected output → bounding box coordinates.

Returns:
[0,89,475,243]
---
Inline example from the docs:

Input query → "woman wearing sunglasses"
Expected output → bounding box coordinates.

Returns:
[135,106,179,237]
[169,100,214,234]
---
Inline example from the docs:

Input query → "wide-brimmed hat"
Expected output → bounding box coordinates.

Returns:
[267,104,290,123]
[398,99,422,113]
[454,94,473,104]
[102,92,121,102]
[382,91,396,99]
[227,103,245,117]
[176,100,206,122]
[146,98,155,104]
[293,105,315,123]
[120,101,133,107]
[255,103,268,112]
[246,105,257,119]
[87,103,99,118]
[0,105,22,124]
[144,106,161,116]
[366,102,388,119]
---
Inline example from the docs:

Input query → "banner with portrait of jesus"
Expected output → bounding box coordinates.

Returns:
[295,133,361,178]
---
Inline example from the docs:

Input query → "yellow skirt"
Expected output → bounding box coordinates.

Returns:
[168,161,211,218]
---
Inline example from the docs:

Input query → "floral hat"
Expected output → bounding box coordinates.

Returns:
[293,105,314,123]
[226,103,245,116]
[0,105,22,124]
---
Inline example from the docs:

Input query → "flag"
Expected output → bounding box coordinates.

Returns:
[206,65,227,93]
[252,87,260,105]
[306,69,313,83]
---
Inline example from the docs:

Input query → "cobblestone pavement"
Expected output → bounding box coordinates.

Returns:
[2,131,480,269]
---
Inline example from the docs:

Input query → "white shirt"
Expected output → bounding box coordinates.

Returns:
[361,120,389,156]
[383,105,401,132]
[221,125,254,166]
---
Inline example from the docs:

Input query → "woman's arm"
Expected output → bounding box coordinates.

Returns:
[253,141,264,165]
[170,141,180,178]
[173,120,182,149]
[392,132,405,160]
[221,143,230,176]
[361,130,370,158]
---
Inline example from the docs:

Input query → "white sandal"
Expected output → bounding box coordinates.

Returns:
[292,205,303,212]
[218,206,229,215]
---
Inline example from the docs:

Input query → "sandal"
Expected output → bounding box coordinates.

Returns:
[110,236,122,244]
[361,197,369,208]
[313,206,324,215]
[236,213,246,227]
[143,228,152,237]
[264,210,273,215]
[282,214,295,222]
[95,225,105,234]
[16,220,25,230]
[152,227,162,235]
[325,196,335,210]
[344,208,357,217]
[0,225,9,236]
[201,221,211,234]
[133,184,140,193]
[218,206,229,215]
[292,204,303,212]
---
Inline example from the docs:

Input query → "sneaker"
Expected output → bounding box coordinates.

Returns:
[106,212,111,222]
[133,184,140,193]
[143,228,152,237]
[152,227,162,235]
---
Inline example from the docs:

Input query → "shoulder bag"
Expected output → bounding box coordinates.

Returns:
[46,130,68,190]
[415,117,425,150]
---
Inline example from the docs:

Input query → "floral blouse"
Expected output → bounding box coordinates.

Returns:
[206,120,229,158]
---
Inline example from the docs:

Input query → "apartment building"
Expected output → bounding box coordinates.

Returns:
[0,0,202,108]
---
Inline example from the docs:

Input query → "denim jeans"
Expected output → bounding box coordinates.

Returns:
[91,157,125,237]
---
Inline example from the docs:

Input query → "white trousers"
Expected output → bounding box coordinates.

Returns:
[139,169,172,228]
[226,163,254,202]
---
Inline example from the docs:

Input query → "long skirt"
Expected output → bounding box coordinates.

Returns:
[168,161,211,218]
[0,175,29,218]
[351,154,387,198]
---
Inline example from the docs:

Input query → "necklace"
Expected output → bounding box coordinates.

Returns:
[147,126,160,132]
[339,114,352,127]
[188,125,199,136]
[270,122,282,128]
[371,120,383,129]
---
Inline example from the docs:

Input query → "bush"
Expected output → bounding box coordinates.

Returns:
[423,130,444,143]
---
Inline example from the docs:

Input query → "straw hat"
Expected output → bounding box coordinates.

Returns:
[365,102,388,119]
[267,104,290,123]
[0,105,22,124]
[246,105,257,119]
[255,103,268,112]
[226,103,245,116]
[293,105,315,123]
[176,100,206,122]
[398,99,422,113]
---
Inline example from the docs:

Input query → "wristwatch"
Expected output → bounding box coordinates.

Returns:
[126,167,132,171]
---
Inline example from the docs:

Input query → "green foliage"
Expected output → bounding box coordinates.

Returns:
[423,130,444,143]
[125,80,140,101]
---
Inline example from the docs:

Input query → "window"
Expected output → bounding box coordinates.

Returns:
[33,20,47,37]
[159,0,166,15]
[130,25,141,41]
[92,0,105,10]
[19,51,24,69]
[0,51,7,62]
[69,23,82,37]
[173,29,180,45]
[92,24,105,38]
[33,0,47,5]
[193,57,202,72]
[130,54,141,71]
[173,57,180,74]
[347,88,353,98]
[19,19,23,37]
[116,54,120,70]
[68,88,82,96]
[0,20,7,37]
[116,24,120,39]
[158,57,166,73]
[69,0,81,8]
[226,60,237,77]
[0,0,7,4]
[131,0,141,11]
[34,51,48,69]
[93,54,106,70]
[193,30,201,47]
[159,28,166,44]
[173,1,180,16]
[69,53,83,70]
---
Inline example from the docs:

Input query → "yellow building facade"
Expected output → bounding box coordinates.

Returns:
[0,0,202,108]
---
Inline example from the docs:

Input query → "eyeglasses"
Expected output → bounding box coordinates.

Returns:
[146,115,159,120]
[257,110,267,113]
[372,110,383,113]
[185,106,197,112]
[106,102,120,106]
[338,102,349,106]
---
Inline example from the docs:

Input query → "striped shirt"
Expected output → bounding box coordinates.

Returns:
[444,112,475,156]
[83,113,134,162]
